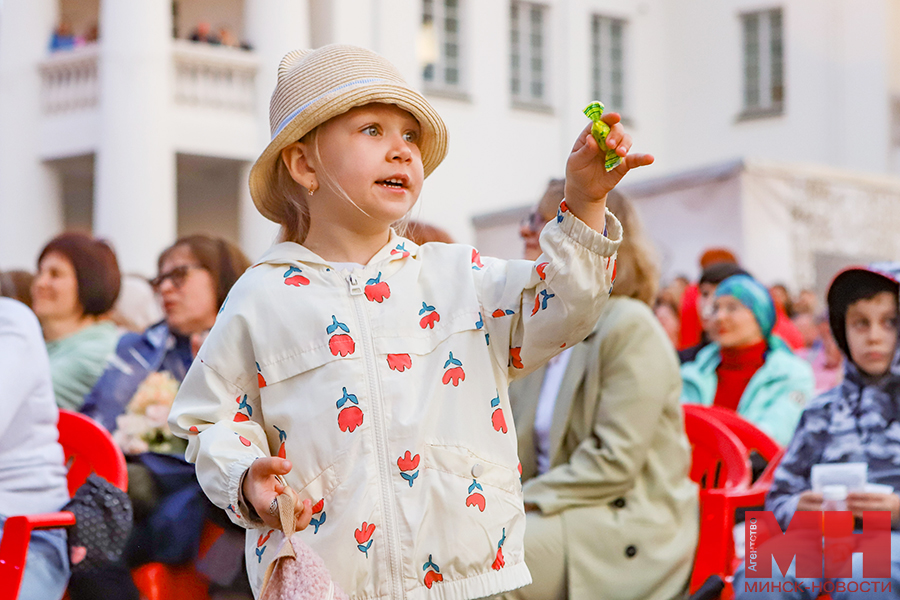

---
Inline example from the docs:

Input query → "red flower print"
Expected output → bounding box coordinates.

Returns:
[238,435,251,447]
[257,530,273,547]
[559,200,568,213]
[189,426,199,434]
[466,493,486,512]
[283,266,310,287]
[423,555,443,588]
[256,362,267,388]
[386,353,412,372]
[418,302,440,329]
[531,294,541,316]
[355,522,376,544]
[611,259,617,283]
[234,412,249,422]
[492,408,508,434]
[274,425,287,458]
[424,571,444,589]
[338,406,364,433]
[492,528,507,570]
[442,367,465,386]
[397,451,420,472]
[327,316,355,356]
[442,352,465,386]
[390,243,410,259]
[364,272,390,303]
[355,522,376,557]
[509,347,524,369]
[311,499,325,514]
[471,249,484,269]
[536,262,548,280]
[492,309,506,318]
[492,547,505,570]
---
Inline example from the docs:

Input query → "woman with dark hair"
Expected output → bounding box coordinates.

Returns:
[31,232,121,409]
[82,235,250,431]
[72,236,250,600]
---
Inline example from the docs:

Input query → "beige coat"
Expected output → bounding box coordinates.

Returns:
[510,297,699,600]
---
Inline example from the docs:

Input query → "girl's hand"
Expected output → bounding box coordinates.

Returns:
[846,492,900,523]
[564,113,654,231]
[796,490,823,512]
[243,457,314,532]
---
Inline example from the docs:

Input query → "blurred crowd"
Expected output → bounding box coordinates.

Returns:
[2,181,898,600]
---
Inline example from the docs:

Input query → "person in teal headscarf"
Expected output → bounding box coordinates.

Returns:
[680,274,815,446]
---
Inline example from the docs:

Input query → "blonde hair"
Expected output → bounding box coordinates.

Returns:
[274,123,413,244]
[606,191,660,306]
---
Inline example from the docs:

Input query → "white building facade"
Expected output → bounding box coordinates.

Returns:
[1,0,899,276]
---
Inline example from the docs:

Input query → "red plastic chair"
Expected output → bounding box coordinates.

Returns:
[684,405,794,600]
[131,520,223,600]
[0,410,128,600]
[698,405,782,464]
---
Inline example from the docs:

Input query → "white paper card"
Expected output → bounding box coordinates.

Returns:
[811,462,868,492]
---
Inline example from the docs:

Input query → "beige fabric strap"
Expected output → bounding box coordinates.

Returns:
[259,492,297,594]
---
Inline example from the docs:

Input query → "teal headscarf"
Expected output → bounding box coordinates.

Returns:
[714,274,779,346]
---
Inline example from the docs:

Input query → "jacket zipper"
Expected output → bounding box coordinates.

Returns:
[347,273,405,599]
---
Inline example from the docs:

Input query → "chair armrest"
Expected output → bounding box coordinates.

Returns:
[0,512,76,599]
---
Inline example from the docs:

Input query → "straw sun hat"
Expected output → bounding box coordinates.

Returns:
[249,44,449,223]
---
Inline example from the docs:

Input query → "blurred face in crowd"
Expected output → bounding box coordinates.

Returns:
[519,209,554,261]
[31,252,82,322]
[698,282,719,340]
[711,295,764,349]
[154,245,218,336]
[845,291,898,378]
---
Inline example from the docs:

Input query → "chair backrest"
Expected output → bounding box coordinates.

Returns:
[698,405,782,462]
[57,409,128,496]
[682,405,751,490]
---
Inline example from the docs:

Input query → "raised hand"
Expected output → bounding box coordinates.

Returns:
[564,112,654,231]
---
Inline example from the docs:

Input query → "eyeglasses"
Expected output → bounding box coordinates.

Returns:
[150,264,204,292]
[520,211,549,234]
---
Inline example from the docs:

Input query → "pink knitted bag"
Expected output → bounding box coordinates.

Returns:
[258,493,349,600]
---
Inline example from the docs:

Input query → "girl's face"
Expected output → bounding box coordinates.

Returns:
[308,103,425,232]
[845,291,898,377]
[31,252,83,322]
[154,245,219,336]
[711,295,765,348]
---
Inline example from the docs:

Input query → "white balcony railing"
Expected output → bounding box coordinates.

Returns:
[38,41,257,116]
[39,44,100,114]
[172,39,257,112]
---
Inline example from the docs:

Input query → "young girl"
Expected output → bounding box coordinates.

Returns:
[168,44,653,600]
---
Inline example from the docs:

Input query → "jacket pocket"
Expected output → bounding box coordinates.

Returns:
[373,307,483,358]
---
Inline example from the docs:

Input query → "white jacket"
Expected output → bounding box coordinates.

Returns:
[169,205,621,600]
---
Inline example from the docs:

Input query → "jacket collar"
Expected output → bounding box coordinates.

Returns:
[254,229,420,270]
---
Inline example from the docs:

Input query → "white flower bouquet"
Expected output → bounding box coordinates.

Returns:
[113,371,186,455]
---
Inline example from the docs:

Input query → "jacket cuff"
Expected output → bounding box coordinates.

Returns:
[554,201,623,258]
[228,455,265,528]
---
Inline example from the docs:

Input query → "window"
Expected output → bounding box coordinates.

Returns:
[741,8,784,116]
[421,0,463,91]
[591,15,626,113]
[510,1,549,106]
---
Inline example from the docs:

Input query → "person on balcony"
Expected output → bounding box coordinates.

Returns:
[680,274,815,446]
[31,233,121,411]
[504,184,699,600]
[733,264,900,598]
[0,297,71,600]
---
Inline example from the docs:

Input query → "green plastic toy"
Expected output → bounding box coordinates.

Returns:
[583,101,622,172]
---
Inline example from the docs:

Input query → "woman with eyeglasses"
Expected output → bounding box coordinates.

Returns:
[31,232,121,410]
[71,236,249,600]
[82,235,250,433]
